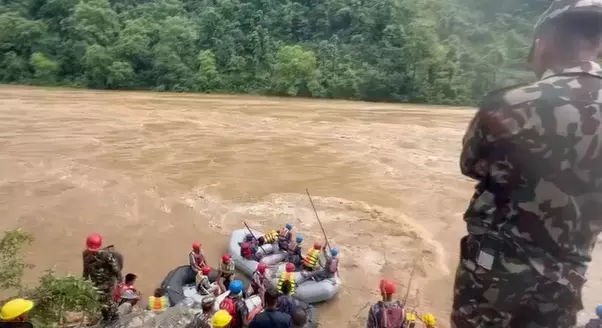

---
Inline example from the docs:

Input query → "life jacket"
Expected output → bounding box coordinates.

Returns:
[241,243,254,259]
[148,296,168,312]
[303,248,320,269]
[252,271,267,288]
[190,251,204,266]
[113,282,136,302]
[287,241,298,253]
[277,272,296,295]
[378,301,404,328]
[219,296,241,327]
[264,230,279,243]
[279,227,291,239]
[328,258,339,273]
[219,261,235,277]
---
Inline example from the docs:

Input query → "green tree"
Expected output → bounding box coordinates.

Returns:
[30,52,58,83]
[271,45,321,97]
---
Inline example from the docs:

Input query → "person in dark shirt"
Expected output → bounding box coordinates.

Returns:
[276,280,297,317]
[249,288,291,328]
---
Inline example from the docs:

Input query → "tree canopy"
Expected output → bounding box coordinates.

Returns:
[0,0,550,105]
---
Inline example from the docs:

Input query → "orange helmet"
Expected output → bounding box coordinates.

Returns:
[86,233,102,252]
[201,266,211,275]
[313,243,321,250]
[285,263,295,272]
[257,263,267,273]
[379,279,396,295]
[192,242,201,250]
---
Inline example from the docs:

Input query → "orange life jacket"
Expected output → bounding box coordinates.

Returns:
[303,248,320,269]
[148,296,168,312]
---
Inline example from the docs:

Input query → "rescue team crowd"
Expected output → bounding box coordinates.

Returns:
[7,1,602,327]
[0,225,439,328]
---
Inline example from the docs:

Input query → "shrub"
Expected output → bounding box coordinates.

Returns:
[0,230,102,327]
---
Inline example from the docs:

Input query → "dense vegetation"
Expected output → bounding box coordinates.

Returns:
[0,230,101,327]
[0,0,550,105]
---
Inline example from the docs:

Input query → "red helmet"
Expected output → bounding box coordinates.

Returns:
[222,254,231,263]
[379,279,397,295]
[192,242,201,250]
[86,233,102,252]
[285,263,295,272]
[257,263,267,273]
[313,243,322,250]
[241,242,250,249]
[201,266,211,275]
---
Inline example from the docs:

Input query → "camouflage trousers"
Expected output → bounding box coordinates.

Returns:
[98,287,119,321]
[451,257,583,328]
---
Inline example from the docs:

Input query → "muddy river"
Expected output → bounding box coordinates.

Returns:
[0,86,599,327]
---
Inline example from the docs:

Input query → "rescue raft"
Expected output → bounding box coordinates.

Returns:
[228,228,341,304]
[160,265,218,306]
[229,228,277,278]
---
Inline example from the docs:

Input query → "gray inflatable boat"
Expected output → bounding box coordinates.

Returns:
[229,229,341,304]
[229,229,277,278]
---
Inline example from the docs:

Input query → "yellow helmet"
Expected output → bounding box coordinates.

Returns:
[422,313,436,326]
[212,309,233,327]
[406,313,417,321]
[0,298,34,320]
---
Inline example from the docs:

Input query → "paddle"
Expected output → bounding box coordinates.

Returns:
[305,188,340,278]
[243,221,268,255]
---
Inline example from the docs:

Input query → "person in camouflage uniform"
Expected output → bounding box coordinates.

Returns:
[452,1,602,327]
[83,234,123,322]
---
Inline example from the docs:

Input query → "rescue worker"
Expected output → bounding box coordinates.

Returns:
[421,314,435,328]
[249,287,292,328]
[453,1,602,327]
[196,266,219,296]
[189,242,206,273]
[366,280,405,328]
[217,254,236,294]
[277,263,296,295]
[147,288,170,312]
[302,243,322,271]
[278,223,293,251]
[188,296,217,328]
[240,242,258,261]
[113,273,139,303]
[212,310,233,328]
[276,280,297,317]
[247,263,269,300]
[82,233,122,322]
[285,235,303,265]
[585,306,602,328]
[302,247,338,281]
[219,280,249,328]
[260,229,279,245]
[0,298,34,328]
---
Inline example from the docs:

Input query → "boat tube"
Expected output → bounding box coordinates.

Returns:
[160,265,218,306]
[229,229,277,278]
[269,269,341,304]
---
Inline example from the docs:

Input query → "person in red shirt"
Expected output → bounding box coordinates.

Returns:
[113,273,139,303]
[190,242,206,273]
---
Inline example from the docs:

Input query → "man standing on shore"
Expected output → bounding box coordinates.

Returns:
[453,1,602,327]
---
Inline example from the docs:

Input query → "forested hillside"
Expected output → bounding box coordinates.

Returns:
[0,0,550,105]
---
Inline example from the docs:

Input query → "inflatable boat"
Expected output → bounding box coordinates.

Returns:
[269,270,341,304]
[229,229,278,278]
[160,265,219,306]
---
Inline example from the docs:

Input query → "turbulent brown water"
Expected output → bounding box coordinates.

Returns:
[0,86,600,327]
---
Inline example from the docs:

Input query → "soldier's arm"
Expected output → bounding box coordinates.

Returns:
[82,251,90,279]
[460,110,490,180]
[366,306,376,328]
[108,253,123,281]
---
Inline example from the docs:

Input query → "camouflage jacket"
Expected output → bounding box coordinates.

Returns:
[82,249,122,289]
[460,60,602,284]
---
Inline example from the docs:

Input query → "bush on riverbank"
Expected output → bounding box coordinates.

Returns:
[0,229,101,327]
